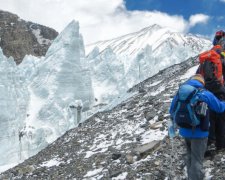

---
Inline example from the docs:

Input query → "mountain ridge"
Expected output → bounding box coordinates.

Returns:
[86,24,211,58]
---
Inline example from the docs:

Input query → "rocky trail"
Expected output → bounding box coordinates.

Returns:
[1,57,225,180]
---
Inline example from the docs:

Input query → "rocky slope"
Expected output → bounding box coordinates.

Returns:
[1,57,224,179]
[0,10,58,64]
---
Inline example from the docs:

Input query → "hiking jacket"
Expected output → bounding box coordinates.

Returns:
[169,79,225,138]
[196,47,225,97]
[196,50,225,80]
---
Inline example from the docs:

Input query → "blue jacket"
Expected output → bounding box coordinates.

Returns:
[169,79,225,138]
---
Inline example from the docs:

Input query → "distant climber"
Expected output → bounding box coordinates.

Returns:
[19,131,25,141]
[169,74,225,180]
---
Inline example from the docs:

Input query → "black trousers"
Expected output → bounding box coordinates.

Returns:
[208,110,225,150]
[205,82,225,149]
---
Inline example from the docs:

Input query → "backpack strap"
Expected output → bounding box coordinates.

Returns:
[184,89,198,103]
[173,101,181,122]
[187,103,200,126]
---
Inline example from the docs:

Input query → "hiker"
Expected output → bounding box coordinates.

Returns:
[213,30,225,46]
[169,74,225,180]
[197,36,225,151]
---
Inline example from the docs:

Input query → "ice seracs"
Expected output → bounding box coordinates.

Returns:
[0,20,94,170]
[27,20,94,145]
[0,49,25,166]
[86,25,211,105]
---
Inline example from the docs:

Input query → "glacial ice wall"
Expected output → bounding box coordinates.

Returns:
[0,49,29,165]
[26,20,94,147]
[0,21,94,168]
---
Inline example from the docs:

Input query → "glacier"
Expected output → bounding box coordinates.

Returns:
[0,22,212,172]
[0,49,30,167]
[87,25,211,104]
[25,20,94,155]
[0,20,94,170]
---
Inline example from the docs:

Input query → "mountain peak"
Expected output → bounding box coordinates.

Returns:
[140,24,162,32]
[0,10,58,64]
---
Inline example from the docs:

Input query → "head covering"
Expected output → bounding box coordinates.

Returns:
[190,74,205,86]
[216,30,224,37]
[213,30,225,46]
[218,37,225,51]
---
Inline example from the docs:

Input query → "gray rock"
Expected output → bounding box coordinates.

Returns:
[133,140,161,157]
[149,122,162,130]
[0,10,58,64]
[109,170,123,178]
[125,153,134,164]
[143,110,157,121]
[112,153,121,160]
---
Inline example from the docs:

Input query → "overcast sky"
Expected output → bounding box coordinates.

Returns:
[0,0,224,44]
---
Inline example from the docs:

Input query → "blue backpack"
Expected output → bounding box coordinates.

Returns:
[172,84,205,129]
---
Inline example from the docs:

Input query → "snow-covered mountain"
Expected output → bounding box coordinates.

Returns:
[2,57,224,179]
[86,24,211,58]
[86,25,211,104]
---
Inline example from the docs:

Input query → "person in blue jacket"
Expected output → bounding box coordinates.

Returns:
[169,74,225,180]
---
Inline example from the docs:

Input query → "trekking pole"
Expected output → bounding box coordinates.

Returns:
[168,120,176,179]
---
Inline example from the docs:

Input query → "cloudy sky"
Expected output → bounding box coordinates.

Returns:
[0,0,224,44]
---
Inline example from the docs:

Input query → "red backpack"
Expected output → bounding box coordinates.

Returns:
[199,45,224,85]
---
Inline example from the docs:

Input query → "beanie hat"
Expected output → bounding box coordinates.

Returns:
[190,74,205,86]
[213,30,225,45]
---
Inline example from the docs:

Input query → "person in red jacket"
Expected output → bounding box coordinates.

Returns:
[197,36,225,151]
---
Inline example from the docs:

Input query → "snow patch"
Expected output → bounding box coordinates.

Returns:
[148,80,162,87]
[32,29,51,45]
[40,158,61,167]
[84,151,96,159]
[180,65,199,80]
[141,129,167,144]
[112,172,128,180]
[84,167,103,178]
[150,86,165,96]
[204,168,213,180]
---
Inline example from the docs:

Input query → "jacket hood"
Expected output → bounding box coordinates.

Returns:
[184,79,204,88]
